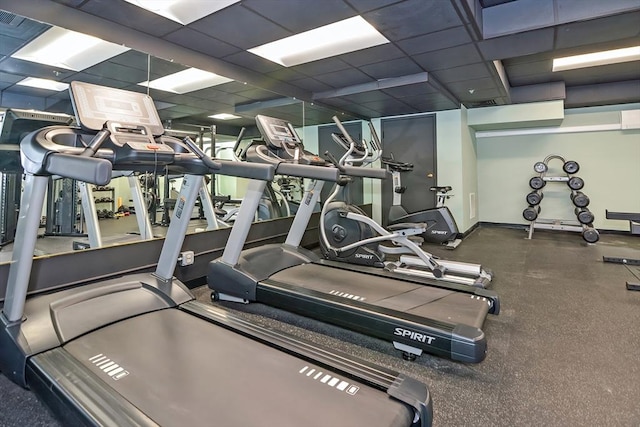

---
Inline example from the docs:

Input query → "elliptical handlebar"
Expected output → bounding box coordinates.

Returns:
[381,156,414,172]
[331,116,382,167]
[231,127,247,162]
[368,121,382,151]
[332,115,355,145]
[183,136,223,171]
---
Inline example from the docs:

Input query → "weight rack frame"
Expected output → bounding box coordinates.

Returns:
[525,154,598,243]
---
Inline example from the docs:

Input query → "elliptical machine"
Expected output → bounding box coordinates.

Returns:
[381,156,462,249]
[320,117,493,288]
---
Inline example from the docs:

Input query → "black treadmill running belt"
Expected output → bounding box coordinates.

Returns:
[63,309,413,427]
[271,264,489,328]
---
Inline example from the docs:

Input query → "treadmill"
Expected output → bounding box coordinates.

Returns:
[209,115,499,363]
[0,82,432,427]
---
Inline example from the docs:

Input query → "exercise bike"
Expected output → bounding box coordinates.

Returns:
[320,117,493,288]
[381,156,462,250]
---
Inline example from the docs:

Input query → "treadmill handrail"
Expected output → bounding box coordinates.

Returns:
[44,152,112,185]
[21,126,115,176]
[251,144,341,181]
[183,136,275,181]
[216,159,275,181]
[342,164,389,179]
[277,162,340,182]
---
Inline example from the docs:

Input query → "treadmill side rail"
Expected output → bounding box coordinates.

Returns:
[28,349,158,427]
[258,278,488,363]
[182,300,433,427]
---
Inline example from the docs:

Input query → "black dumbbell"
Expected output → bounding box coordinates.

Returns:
[570,191,590,208]
[582,227,599,243]
[526,191,544,205]
[533,162,548,173]
[529,176,546,190]
[523,205,540,221]
[563,160,580,174]
[574,207,595,225]
[567,176,584,190]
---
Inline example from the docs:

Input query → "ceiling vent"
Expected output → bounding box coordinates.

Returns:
[0,11,25,27]
[467,99,498,108]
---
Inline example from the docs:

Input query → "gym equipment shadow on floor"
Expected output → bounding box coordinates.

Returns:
[1,226,639,426]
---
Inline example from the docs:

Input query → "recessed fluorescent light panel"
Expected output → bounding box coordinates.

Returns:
[248,16,389,67]
[11,26,130,71]
[209,113,241,120]
[139,68,233,94]
[16,77,69,91]
[552,46,640,72]
[123,0,239,25]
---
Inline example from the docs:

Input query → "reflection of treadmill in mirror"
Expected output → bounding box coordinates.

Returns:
[208,114,497,363]
[1,81,432,427]
[70,83,171,248]
[0,109,73,246]
[161,128,223,231]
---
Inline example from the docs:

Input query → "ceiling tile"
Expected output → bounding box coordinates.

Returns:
[477,28,555,60]
[364,0,463,41]
[360,57,423,79]
[554,61,640,86]
[336,102,382,117]
[431,63,492,83]
[61,71,132,89]
[555,11,640,49]
[556,0,640,24]
[0,13,48,41]
[314,67,373,88]
[0,91,46,110]
[0,71,25,85]
[362,97,415,116]
[242,0,354,33]
[413,44,483,71]
[266,68,307,82]
[108,51,151,72]
[222,51,282,75]
[189,4,291,49]
[0,58,74,81]
[347,0,405,13]
[290,77,335,93]
[82,61,149,84]
[163,27,241,59]
[338,43,406,68]
[397,26,472,56]
[80,0,182,37]
[292,58,351,77]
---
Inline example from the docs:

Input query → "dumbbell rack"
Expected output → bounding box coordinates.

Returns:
[523,154,599,243]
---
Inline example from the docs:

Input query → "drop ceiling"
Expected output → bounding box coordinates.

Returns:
[0,0,638,135]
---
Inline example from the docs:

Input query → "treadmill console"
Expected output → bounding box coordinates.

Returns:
[255,114,325,165]
[70,81,174,164]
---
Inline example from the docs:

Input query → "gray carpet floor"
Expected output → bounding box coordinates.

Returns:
[1,225,639,426]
